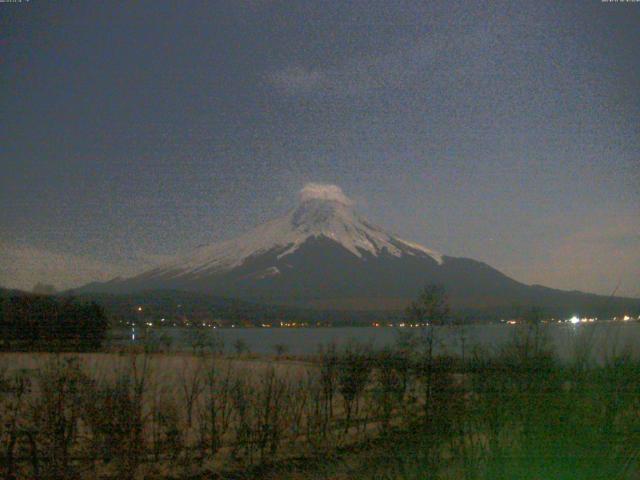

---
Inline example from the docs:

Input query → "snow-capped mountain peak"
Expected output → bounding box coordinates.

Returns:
[148,184,442,278]
[79,183,637,317]
[299,182,354,205]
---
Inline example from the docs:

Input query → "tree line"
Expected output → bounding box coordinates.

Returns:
[0,293,108,351]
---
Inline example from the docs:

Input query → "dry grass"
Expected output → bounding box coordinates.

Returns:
[5,326,633,480]
[0,349,422,479]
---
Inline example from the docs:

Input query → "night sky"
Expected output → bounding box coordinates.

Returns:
[1,1,638,296]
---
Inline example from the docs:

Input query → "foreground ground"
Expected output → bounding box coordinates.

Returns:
[1,327,639,479]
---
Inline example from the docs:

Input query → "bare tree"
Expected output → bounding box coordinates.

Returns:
[336,342,372,437]
[179,356,204,429]
[406,284,450,422]
[197,358,234,461]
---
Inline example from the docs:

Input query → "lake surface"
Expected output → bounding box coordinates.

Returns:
[111,322,640,362]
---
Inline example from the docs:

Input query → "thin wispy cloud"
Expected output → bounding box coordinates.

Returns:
[0,241,170,292]
[265,23,493,98]
[507,219,640,297]
[266,42,435,97]
[266,66,326,94]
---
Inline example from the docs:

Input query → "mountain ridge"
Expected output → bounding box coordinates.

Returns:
[79,184,639,317]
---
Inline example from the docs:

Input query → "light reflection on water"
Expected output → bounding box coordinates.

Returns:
[110,323,640,362]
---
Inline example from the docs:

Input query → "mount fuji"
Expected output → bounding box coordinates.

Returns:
[83,184,637,316]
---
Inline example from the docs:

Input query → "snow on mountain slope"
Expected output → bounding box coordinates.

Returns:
[79,183,640,316]
[148,183,442,279]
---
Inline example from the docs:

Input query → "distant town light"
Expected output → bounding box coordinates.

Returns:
[137,306,143,312]
[569,316,580,325]
[623,315,631,321]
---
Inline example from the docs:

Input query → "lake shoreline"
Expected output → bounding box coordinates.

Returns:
[106,323,640,362]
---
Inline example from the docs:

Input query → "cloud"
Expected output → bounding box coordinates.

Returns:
[266,51,412,97]
[265,41,432,97]
[0,241,169,292]
[266,66,326,94]
[506,219,640,298]
[265,24,490,98]
[299,182,353,205]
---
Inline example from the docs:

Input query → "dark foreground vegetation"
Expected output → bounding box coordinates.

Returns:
[0,286,637,479]
[1,322,638,480]
[0,294,108,351]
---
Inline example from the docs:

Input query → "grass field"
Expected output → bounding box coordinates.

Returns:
[1,325,639,479]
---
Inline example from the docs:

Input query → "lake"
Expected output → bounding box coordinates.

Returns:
[111,322,640,362]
